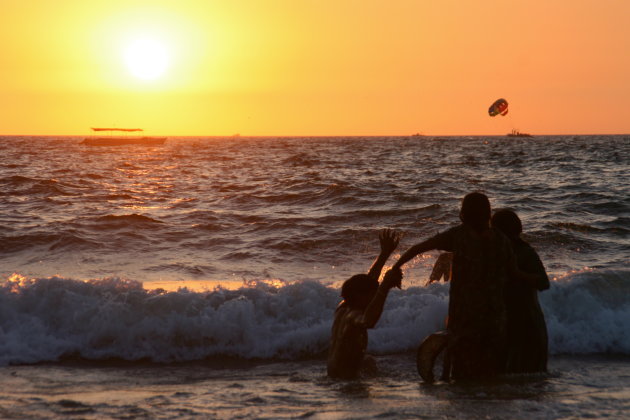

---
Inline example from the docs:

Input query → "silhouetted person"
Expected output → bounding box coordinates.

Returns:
[492,209,550,373]
[390,192,536,380]
[327,229,403,379]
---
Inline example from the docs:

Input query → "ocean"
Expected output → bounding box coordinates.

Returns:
[1,135,628,419]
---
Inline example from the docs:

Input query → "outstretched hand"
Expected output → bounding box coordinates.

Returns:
[382,267,403,290]
[379,228,401,256]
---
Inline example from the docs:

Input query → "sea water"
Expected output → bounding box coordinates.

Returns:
[0,135,628,418]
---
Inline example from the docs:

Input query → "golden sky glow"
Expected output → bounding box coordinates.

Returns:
[1,0,628,136]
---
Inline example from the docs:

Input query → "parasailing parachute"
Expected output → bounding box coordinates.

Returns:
[488,98,509,117]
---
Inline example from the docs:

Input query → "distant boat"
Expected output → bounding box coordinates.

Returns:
[81,128,167,146]
[507,129,533,138]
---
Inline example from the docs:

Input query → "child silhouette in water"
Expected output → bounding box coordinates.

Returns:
[327,229,403,379]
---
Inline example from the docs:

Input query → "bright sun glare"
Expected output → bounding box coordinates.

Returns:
[124,38,170,81]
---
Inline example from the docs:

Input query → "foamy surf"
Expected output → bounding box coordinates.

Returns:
[1,268,628,367]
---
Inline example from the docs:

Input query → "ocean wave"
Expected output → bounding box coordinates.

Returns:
[48,233,99,251]
[0,175,37,185]
[91,193,137,201]
[29,181,79,196]
[81,173,105,180]
[542,269,630,354]
[548,222,612,234]
[144,263,216,276]
[0,232,98,254]
[1,268,628,366]
[93,214,163,228]
[0,275,337,365]
[528,230,598,250]
[544,220,630,237]
[1,175,87,197]
[282,153,318,167]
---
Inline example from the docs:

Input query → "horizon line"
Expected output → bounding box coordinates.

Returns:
[0,132,628,138]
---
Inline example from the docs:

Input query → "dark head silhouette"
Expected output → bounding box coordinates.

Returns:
[459,192,491,232]
[492,209,523,240]
[341,274,378,308]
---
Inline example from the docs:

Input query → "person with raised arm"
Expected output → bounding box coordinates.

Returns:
[390,192,536,381]
[327,229,403,379]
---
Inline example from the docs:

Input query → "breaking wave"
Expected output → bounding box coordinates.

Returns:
[1,268,628,366]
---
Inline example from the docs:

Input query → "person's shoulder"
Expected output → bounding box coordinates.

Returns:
[517,240,543,261]
[335,301,350,315]
[335,302,361,318]
[490,226,508,240]
[520,239,536,251]
[448,224,465,233]
[506,236,533,253]
[491,227,513,246]
[429,224,462,251]
[335,306,365,329]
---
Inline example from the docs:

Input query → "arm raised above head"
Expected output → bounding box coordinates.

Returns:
[363,267,402,328]
[367,228,401,281]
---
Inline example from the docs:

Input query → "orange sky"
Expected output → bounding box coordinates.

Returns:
[1,0,628,136]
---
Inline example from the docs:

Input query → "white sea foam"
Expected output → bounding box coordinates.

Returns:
[0,268,628,366]
[542,269,630,355]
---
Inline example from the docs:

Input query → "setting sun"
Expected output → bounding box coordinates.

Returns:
[0,0,629,135]
[124,38,170,81]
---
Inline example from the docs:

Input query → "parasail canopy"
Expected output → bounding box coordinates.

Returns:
[488,98,509,117]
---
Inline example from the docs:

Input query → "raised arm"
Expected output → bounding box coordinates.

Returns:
[363,267,402,328]
[393,236,441,270]
[367,228,401,281]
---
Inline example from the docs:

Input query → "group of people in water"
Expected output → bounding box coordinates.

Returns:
[327,192,550,381]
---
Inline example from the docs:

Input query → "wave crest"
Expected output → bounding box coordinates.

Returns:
[1,268,628,366]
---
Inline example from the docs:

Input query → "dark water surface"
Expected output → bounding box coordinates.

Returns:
[1,355,628,419]
[0,135,628,418]
[1,135,627,284]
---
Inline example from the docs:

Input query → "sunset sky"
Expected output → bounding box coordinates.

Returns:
[1,0,628,136]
